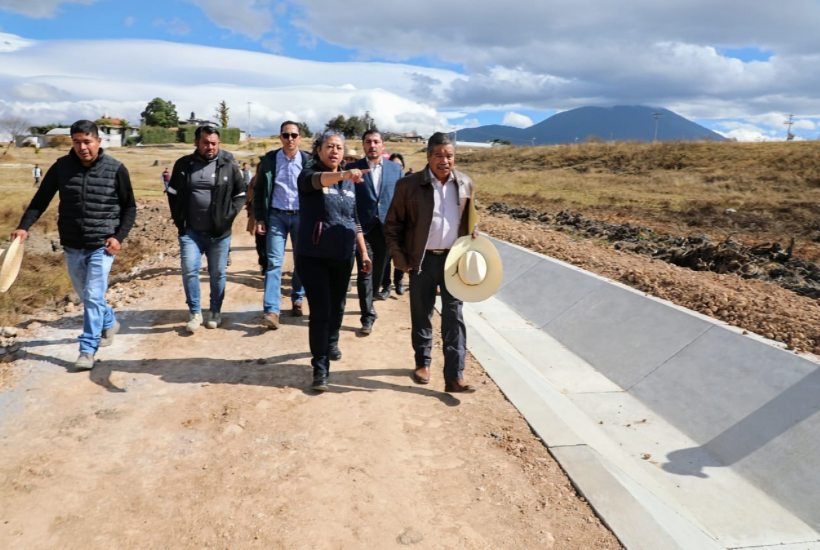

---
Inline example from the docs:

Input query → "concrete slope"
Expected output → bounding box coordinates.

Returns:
[460,237,820,548]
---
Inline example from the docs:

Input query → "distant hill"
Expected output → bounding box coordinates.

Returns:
[454,106,725,145]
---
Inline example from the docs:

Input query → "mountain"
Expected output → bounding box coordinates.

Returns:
[454,106,725,145]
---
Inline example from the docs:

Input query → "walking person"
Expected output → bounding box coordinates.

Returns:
[161,167,171,193]
[167,126,246,332]
[241,163,252,186]
[32,164,42,187]
[297,131,372,391]
[12,120,136,370]
[381,153,408,296]
[253,121,310,328]
[345,130,403,334]
[385,132,480,393]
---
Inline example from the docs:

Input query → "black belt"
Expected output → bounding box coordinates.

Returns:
[426,249,450,255]
[273,208,299,215]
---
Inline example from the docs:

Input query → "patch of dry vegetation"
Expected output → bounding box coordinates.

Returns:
[461,141,820,258]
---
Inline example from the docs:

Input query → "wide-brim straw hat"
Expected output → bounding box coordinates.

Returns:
[444,235,503,302]
[0,236,24,293]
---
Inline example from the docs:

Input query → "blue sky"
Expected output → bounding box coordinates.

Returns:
[1,0,819,140]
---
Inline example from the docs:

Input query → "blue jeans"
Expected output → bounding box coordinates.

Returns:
[264,209,304,314]
[179,228,231,314]
[64,247,116,355]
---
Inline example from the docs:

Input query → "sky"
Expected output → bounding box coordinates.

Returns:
[1,0,819,141]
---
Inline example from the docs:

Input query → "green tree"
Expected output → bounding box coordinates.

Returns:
[325,115,347,135]
[214,100,229,128]
[296,121,312,138]
[140,97,179,128]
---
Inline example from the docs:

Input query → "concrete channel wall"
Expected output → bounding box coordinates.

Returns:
[490,237,820,532]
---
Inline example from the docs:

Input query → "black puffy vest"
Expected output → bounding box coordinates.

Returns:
[56,150,122,249]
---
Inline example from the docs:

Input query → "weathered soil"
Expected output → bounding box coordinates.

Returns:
[0,217,620,549]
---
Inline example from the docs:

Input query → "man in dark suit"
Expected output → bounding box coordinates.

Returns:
[346,130,403,334]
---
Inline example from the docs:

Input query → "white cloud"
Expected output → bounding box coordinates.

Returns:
[124,15,136,27]
[0,33,456,136]
[188,0,274,41]
[287,0,820,120]
[715,121,781,142]
[0,0,98,18]
[153,18,191,36]
[502,111,534,128]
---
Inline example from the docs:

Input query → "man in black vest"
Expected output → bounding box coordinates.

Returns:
[12,120,136,370]
[167,126,246,333]
[345,130,403,334]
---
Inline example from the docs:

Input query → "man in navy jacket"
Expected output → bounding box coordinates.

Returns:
[345,130,403,334]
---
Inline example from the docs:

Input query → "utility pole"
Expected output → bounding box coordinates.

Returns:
[247,102,252,139]
[652,112,663,142]
[530,137,536,147]
[785,114,795,141]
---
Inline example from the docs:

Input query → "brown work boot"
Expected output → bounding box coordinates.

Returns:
[292,301,303,317]
[444,379,477,393]
[263,312,280,329]
[412,366,430,385]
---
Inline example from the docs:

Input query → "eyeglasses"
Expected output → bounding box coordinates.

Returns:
[281,133,299,140]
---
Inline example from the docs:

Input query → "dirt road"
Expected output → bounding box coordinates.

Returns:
[0,228,619,549]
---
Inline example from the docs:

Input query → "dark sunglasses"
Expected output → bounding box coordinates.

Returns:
[281,132,299,139]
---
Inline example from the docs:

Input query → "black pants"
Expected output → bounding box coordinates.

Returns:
[381,258,405,290]
[255,233,267,270]
[296,254,353,375]
[409,252,466,382]
[355,223,390,325]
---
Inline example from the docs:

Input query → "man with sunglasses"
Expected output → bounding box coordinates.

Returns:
[253,121,310,328]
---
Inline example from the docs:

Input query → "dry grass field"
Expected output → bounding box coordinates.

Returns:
[460,140,820,259]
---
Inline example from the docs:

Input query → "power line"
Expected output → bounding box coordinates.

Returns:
[652,112,663,142]
[785,114,795,141]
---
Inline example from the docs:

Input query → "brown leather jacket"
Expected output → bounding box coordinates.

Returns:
[385,167,475,272]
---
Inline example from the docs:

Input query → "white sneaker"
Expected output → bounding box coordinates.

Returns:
[186,312,203,333]
[75,352,95,370]
[205,312,222,329]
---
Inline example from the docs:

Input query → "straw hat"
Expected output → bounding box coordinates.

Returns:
[0,236,24,293]
[444,235,503,302]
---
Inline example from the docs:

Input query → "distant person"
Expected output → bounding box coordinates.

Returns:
[167,126,246,332]
[385,132,479,393]
[297,131,371,391]
[241,162,252,186]
[253,121,310,328]
[161,167,171,193]
[406,167,415,175]
[32,164,42,187]
[345,130,402,334]
[12,120,136,370]
[245,172,267,274]
[382,153,408,296]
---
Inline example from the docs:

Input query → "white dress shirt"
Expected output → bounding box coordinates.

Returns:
[367,157,383,196]
[425,169,460,250]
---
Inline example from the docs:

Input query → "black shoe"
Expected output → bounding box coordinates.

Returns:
[395,282,406,295]
[312,376,329,391]
[329,346,342,361]
[360,321,373,335]
[375,288,390,301]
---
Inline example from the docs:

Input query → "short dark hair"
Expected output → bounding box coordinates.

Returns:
[427,132,453,150]
[281,120,299,133]
[362,129,381,141]
[389,153,405,167]
[195,125,220,139]
[70,120,99,138]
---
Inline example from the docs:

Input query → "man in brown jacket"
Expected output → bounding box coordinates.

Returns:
[385,132,479,393]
